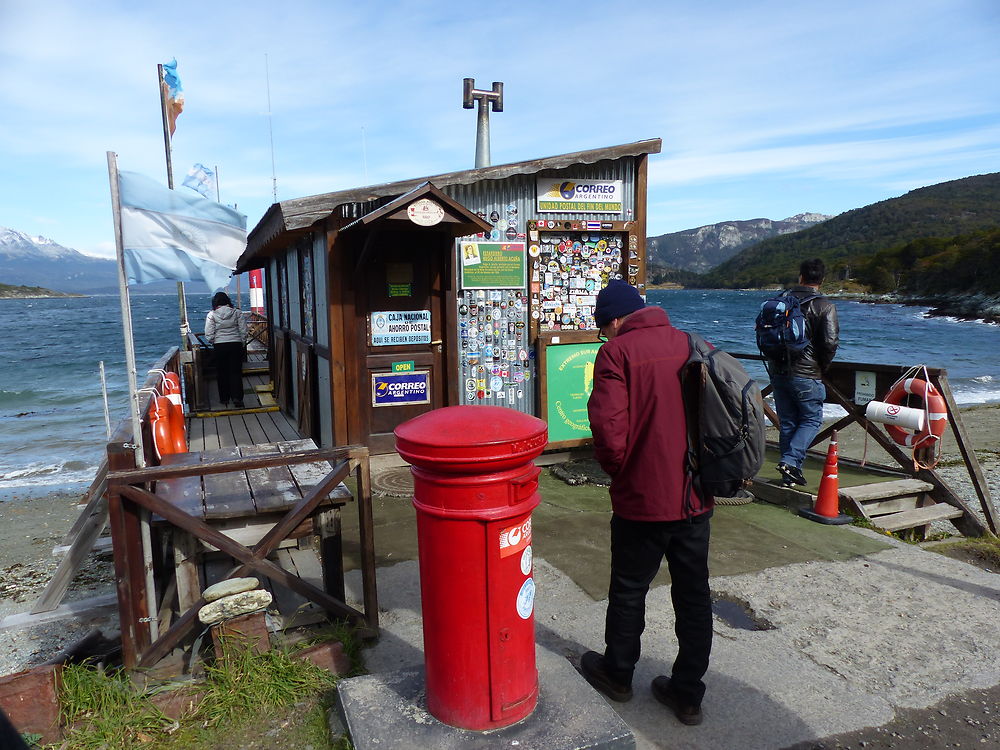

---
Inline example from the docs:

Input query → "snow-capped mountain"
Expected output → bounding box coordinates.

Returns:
[0,226,118,293]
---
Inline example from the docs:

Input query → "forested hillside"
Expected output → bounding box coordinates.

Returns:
[857,227,1000,295]
[699,173,1000,288]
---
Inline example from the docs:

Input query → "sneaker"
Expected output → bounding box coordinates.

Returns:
[651,676,703,725]
[580,651,633,702]
[777,463,807,486]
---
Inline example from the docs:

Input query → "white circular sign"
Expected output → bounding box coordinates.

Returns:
[407,198,445,226]
[520,545,533,576]
[516,578,535,620]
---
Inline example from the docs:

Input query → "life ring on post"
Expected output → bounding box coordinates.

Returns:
[151,395,187,460]
[883,377,947,449]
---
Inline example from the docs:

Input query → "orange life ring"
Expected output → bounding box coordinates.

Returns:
[160,372,185,436]
[883,377,947,448]
[151,395,187,460]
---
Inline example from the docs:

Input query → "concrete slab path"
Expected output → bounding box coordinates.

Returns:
[339,469,1000,749]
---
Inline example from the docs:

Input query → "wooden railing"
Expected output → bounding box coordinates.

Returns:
[106,444,377,669]
[731,352,998,537]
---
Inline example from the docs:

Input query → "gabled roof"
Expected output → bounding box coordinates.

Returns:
[239,138,661,268]
[339,181,492,237]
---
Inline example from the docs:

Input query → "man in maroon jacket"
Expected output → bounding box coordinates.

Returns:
[580,279,713,726]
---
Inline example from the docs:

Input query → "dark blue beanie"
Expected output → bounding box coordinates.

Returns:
[594,279,645,327]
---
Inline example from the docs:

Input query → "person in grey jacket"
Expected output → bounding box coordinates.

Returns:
[205,291,248,408]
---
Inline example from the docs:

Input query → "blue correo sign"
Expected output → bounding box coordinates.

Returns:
[372,371,431,407]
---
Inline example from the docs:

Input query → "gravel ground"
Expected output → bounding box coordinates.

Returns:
[0,490,118,677]
[782,684,999,749]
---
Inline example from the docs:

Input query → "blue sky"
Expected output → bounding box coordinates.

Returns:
[1,0,998,259]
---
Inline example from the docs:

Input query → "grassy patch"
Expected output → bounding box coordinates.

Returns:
[927,536,1000,572]
[56,633,355,750]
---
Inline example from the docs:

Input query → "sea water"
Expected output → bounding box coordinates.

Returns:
[1,290,999,499]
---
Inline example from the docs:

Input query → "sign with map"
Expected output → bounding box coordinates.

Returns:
[544,342,602,442]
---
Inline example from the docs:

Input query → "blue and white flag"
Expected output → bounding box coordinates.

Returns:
[182,163,216,199]
[117,170,247,291]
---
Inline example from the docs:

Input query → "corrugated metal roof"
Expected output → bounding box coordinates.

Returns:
[240,138,661,267]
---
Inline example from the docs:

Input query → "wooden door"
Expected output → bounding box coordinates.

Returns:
[354,230,450,454]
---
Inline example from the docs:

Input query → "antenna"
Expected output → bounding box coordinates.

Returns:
[361,125,369,184]
[265,53,277,203]
[462,78,503,168]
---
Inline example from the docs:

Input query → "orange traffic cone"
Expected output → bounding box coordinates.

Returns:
[798,431,852,525]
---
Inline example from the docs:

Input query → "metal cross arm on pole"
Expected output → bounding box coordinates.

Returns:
[462,78,504,168]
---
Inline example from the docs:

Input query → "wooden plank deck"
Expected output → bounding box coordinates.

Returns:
[187,356,301,451]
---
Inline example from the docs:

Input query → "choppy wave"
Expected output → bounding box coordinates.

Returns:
[0,459,99,493]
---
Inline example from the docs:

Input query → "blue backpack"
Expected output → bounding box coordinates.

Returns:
[755,290,820,364]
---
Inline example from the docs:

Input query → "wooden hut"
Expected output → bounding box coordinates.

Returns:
[235,139,661,454]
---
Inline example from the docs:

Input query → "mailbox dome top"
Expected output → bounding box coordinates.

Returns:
[395,405,547,472]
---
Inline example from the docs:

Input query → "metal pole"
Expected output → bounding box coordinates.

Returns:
[463,79,503,169]
[265,53,277,203]
[157,64,174,189]
[475,103,491,169]
[106,151,145,469]
[177,281,189,349]
[158,64,189,347]
[99,361,112,439]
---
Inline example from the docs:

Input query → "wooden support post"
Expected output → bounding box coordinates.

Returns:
[106,443,151,670]
[936,374,999,535]
[354,455,379,632]
[172,529,202,614]
[316,509,345,602]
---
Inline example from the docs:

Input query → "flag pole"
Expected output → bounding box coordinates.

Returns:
[157,64,175,190]
[107,151,145,469]
[157,63,190,347]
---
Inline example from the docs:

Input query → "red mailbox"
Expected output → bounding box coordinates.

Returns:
[395,405,548,731]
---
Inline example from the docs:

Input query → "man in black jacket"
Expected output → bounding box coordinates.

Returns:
[768,258,839,486]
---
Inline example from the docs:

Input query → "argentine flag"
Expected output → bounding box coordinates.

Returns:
[118,170,247,291]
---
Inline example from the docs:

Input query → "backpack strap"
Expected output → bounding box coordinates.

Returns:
[680,332,707,514]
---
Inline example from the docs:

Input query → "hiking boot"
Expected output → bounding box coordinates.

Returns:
[777,463,807,486]
[580,651,633,702]
[651,676,703,725]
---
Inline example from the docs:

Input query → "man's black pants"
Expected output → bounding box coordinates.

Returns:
[603,510,713,705]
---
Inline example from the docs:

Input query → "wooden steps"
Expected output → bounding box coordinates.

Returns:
[838,479,962,535]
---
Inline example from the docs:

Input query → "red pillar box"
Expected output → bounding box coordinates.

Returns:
[395,405,548,731]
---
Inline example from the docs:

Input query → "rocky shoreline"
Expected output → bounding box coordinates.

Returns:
[830,291,1000,325]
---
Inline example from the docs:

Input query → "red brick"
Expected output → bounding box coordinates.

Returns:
[210,612,271,658]
[0,664,63,744]
[293,640,351,676]
[149,686,205,720]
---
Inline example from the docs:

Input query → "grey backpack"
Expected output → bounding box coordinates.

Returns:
[680,333,766,499]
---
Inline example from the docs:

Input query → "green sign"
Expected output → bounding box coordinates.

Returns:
[392,360,415,373]
[545,342,601,442]
[460,242,527,289]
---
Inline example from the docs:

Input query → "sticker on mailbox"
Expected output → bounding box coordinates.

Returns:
[499,518,532,558]
[516,578,535,620]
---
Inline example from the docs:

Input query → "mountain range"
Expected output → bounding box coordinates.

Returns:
[702,172,1000,288]
[0,227,210,294]
[647,213,832,274]
[4,171,999,295]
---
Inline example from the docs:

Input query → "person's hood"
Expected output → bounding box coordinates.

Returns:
[212,306,237,321]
